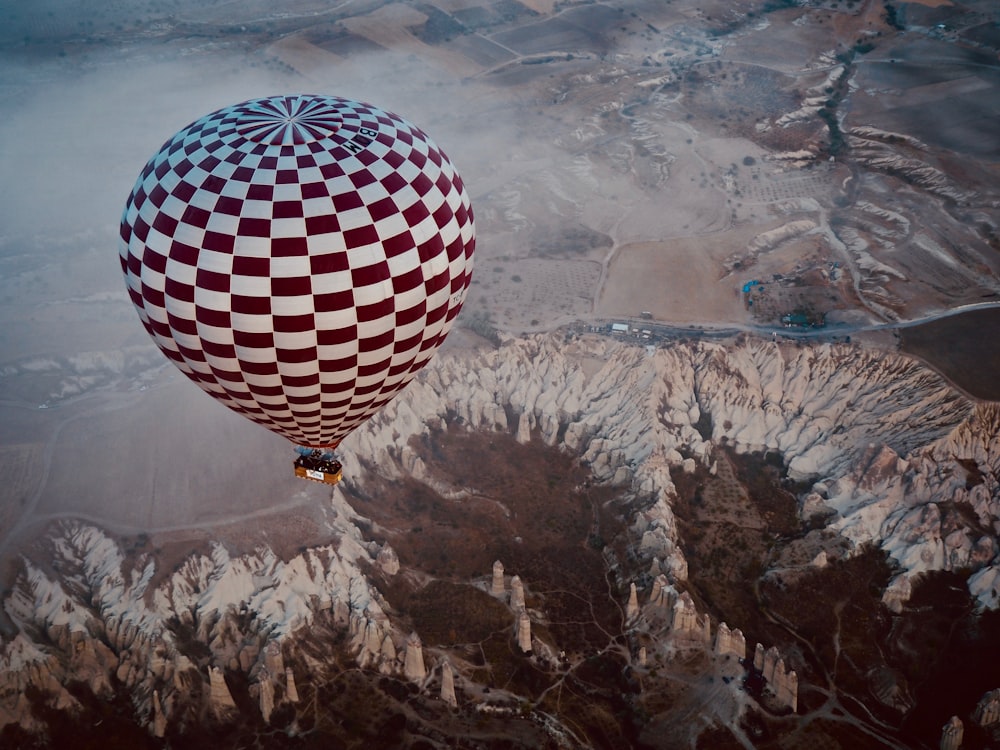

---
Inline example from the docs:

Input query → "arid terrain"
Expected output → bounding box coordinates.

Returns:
[1,0,1000,748]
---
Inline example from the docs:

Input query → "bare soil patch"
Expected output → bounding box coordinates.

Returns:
[597,235,760,324]
[681,60,823,151]
[35,381,318,530]
[685,61,799,131]
[466,257,601,330]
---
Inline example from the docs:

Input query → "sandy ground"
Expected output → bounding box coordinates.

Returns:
[598,237,751,324]
[0,371,328,562]
[32,382,309,528]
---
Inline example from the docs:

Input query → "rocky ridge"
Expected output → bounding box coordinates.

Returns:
[349,333,992,600]
[1,493,398,735]
[2,332,999,739]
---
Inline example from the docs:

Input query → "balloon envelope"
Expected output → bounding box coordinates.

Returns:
[120,95,475,447]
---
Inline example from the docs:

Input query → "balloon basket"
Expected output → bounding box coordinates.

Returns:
[293,447,343,486]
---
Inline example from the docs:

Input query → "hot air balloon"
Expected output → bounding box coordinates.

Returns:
[119,95,475,484]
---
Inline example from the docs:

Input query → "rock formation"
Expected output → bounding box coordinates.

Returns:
[745,219,818,262]
[869,667,914,713]
[208,666,237,718]
[516,610,532,654]
[670,592,710,646]
[285,666,299,704]
[626,582,640,621]
[510,575,525,610]
[0,634,78,734]
[491,560,505,596]
[975,688,1000,728]
[771,662,798,713]
[362,617,386,663]
[264,642,284,681]
[346,333,986,611]
[940,716,963,750]
[380,634,397,665]
[377,545,400,576]
[638,646,647,667]
[151,689,167,738]
[849,128,976,204]
[756,644,797,712]
[2,333,999,738]
[440,660,457,708]
[404,632,426,682]
[647,575,674,610]
[353,610,397,672]
[0,512,400,733]
[713,622,746,661]
[258,671,275,723]
[761,646,781,683]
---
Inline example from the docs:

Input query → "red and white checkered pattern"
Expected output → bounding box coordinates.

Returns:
[120,95,475,448]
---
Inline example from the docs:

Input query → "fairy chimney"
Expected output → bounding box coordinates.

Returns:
[258,670,275,723]
[516,610,532,653]
[381,634,397,663]
[510,575,526,610]
[626,582,640,620]
[285,666,299,704]
[377,544,400,575]
[773,666,798,713]
[649,575,671,608]
[762,646,781,683]
[404,632,427,681]
[974,688,1000,727]
[671,592,710,645]
[151,689,167,738]
[940,716,963,750]
[491,560,505,595]
[441,660,457,708]
[264,641,284,679]
[713,622,746,661]
[207,666,237,718]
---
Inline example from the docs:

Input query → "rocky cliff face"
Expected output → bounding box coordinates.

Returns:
[2,332,998,740]
[1,493,398,736]
[348,333,992,599]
